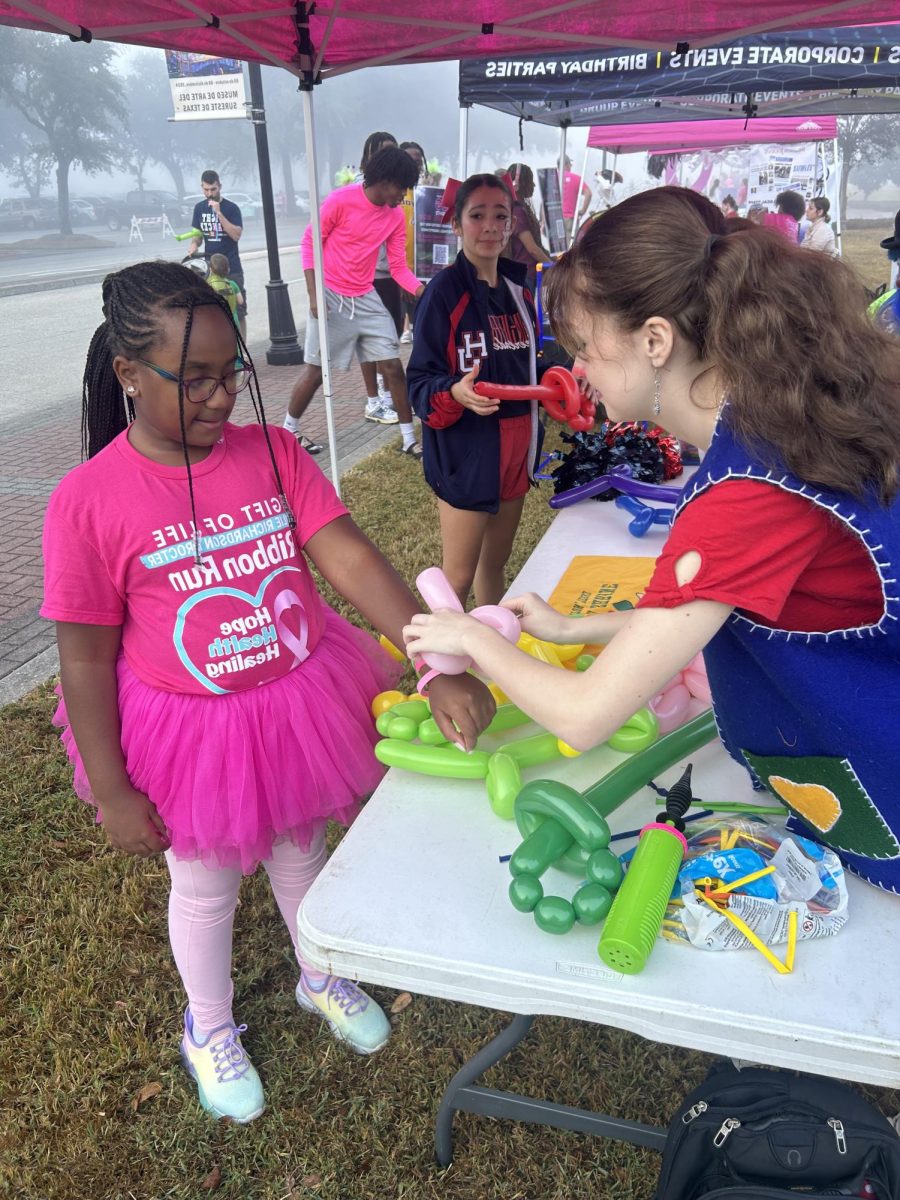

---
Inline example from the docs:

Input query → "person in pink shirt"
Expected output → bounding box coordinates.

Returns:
[560,155,591,240]
[284,147,425,456]
[763,190,805,244]
[42,260,493,1124]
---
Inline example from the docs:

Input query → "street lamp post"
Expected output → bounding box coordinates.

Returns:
[247,61,303,365]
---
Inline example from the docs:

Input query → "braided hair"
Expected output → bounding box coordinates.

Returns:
[82,260,295,564]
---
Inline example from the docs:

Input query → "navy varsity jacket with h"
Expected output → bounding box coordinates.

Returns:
[407,252,544,513]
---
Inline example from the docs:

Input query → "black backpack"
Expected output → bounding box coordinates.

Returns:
[655,1066,900,1199]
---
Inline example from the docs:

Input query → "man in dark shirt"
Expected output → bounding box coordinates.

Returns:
[190,169,245,337]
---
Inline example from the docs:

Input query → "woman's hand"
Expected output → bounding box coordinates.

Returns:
[99,786,170,858]
[403,610,482,660]
[500,593,574,644]
[426,673,496,752]
[450,361,499,417]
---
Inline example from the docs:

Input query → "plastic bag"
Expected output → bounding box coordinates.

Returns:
[663,817,848,952]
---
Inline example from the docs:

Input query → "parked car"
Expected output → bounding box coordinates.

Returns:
[0,197,46,232]
[95,190,192,232]
[184,191,261,220]
[68,198,97,225]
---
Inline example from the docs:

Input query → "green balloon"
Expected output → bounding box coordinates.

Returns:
[417,717,449,745]
[386,716,418,741]
[375,711,395,736]
[509,875,543,913]
[586,848,624,891]
[575,654,595,672]
[573,883,613,925]
[534,895,576,934]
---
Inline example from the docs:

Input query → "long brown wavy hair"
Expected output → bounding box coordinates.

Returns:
[546,186,900,504]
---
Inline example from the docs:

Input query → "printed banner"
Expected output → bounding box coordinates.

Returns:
[548,555,656,654]
[413,186,458,281]
[165,51,247,121]
[537,168,566,254]
[459,25,900,125]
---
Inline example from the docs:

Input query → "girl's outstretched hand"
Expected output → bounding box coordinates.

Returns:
[99,786,171,858]
[500,593,573,644]
[425,673,496,753]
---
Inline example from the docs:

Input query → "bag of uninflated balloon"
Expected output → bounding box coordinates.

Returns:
[662,817,849,952]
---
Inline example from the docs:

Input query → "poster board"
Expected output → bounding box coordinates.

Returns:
[538,167,567,254]
[413,186,458,280]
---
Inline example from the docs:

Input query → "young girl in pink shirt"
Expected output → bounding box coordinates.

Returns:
[42,261,492,1125]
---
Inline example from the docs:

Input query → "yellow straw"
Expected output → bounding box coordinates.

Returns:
[694,890,793,974]
[708,865,776,898]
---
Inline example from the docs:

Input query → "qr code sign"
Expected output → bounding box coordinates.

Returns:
[433,244,449,265]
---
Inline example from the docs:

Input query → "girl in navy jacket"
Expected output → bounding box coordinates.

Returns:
[407,174,544,607]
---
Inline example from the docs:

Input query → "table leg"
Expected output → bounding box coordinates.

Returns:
[434,1012,667,1167]
[435,1013,534,1166]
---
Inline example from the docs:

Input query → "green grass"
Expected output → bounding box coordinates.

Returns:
[4,232,899,1199]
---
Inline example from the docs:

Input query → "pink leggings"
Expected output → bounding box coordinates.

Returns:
[165,831,327,1033]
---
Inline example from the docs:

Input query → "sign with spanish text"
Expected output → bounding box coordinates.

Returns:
[165,51,247,121]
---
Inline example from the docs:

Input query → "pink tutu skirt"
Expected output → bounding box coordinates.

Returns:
[54,605,400,873]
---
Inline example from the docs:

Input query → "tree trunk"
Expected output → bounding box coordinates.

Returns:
[56,159,72,235]
[161,157,187,199]
[280,147,297,215]
[839,155,852,226]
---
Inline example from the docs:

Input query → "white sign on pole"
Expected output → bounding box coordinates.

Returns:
[165,51,247,121]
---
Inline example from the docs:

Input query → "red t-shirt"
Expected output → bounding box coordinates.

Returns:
[638,479,883,631]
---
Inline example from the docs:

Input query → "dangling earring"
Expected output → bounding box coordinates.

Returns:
[653,370,661,417]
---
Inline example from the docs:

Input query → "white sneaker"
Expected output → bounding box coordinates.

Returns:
[365,402,399,425]
[399,330,413,344]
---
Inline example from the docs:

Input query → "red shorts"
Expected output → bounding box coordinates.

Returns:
[498,415,532,503]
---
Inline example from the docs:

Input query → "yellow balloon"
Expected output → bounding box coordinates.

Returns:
[378,634,408,664]
[371,689,408,718]
[487,681,510,706]
[517,633,564,669]
[557,738,583,758]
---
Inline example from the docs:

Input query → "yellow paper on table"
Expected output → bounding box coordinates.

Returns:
[547,555,656,654]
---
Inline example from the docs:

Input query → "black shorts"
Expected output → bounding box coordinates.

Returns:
[373,277,403,337]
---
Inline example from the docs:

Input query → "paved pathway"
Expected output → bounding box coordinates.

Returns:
[0,346,415,705]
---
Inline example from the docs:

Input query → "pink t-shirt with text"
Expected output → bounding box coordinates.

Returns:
[300,182,420,297]
[42,424,348,695]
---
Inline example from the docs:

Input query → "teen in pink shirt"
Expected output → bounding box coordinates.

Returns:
[285,147,425,456]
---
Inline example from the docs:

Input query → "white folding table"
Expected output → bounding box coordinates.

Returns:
[298,499,900,1165]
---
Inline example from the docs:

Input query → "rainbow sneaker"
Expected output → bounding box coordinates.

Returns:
[295,974,390,1055]
[180,1009,265,1123]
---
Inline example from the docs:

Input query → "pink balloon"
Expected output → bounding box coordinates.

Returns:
[649,681,691,734]
[683,654,712,705]
[414,568,521,680]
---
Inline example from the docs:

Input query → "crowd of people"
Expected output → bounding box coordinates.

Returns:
[40,137,900,1129]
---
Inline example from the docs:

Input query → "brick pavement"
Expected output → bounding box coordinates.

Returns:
[0,346,416,700]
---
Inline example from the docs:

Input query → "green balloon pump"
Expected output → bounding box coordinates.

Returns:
[597,763,694,975]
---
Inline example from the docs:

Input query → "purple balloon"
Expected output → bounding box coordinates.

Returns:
[550,471,683,509]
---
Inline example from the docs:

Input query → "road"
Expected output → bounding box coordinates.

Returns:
[0,214,309,288]
[1,240,311,423]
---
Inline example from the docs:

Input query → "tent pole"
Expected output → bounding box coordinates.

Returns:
[458,104,470,179]
[832,135,842,256]
[300,85,341,496]
[571,140,590,246]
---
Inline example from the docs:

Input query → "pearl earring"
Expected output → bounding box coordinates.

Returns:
[653,370,661,417]
[126,386,135,395]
